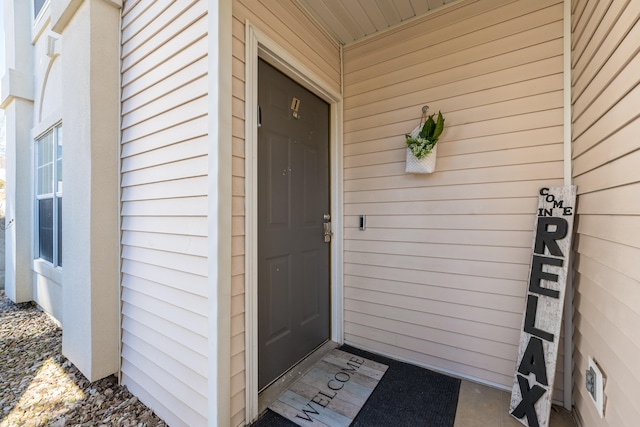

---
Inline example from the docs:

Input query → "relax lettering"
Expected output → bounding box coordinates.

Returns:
[521,215,568,343]
[512,375,546,427]
[517,337,548,386]
[512,190,571,426]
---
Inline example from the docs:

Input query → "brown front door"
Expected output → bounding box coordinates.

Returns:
[257,59,331,390]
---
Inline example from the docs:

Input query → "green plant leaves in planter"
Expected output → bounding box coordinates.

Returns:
[406,111,445,159]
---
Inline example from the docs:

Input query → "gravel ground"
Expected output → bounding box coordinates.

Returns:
[0,290,168,427]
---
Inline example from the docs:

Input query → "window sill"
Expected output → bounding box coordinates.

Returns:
[32,258,62,285]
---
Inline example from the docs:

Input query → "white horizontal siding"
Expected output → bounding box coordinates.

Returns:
[122,215,208,236]
[121,116,209,157]
[571,0,640,425]
[120,1,209,426]
[342,0,565,400]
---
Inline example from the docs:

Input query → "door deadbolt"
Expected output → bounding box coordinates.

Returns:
[323,214,332,243]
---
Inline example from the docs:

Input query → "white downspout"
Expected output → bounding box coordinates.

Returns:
[117,5,123,385]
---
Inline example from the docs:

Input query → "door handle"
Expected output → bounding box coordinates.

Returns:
[323,214,333,243]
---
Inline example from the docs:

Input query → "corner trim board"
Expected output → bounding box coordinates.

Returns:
[208,0,233,425]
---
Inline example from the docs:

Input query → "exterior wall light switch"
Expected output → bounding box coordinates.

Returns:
[587,356,605,418]
[359,215,366,230]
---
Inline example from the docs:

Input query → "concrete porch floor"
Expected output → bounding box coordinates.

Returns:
[258,341,577,426]
[454,381,577,427]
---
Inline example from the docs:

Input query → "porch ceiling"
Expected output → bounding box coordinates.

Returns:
[296,0,459,45]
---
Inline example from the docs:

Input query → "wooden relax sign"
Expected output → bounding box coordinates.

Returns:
[510,186,577,427]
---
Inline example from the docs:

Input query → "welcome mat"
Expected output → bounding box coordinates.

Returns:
[254,345,461,427]
[344,345,460,426]
[268,348,388,426]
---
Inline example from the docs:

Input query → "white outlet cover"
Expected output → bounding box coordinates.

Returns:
[588,356,605,418]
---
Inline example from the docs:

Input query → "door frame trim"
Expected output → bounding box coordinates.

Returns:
[244,22,344,423]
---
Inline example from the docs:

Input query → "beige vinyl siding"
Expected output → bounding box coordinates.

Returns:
[230,15,246,427]
[343,0,565,398]
[120,1,209,426]
[571,0,640,425]
[231,1,341,425]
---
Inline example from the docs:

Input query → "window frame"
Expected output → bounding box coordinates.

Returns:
[34,0,48,20]
[35,123,62,268]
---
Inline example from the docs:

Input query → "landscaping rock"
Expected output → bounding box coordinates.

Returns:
[0,290,168,427]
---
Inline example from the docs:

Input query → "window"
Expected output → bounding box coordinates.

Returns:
[36,125,62,266]
[34,0,46,19]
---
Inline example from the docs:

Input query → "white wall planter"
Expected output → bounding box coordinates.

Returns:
[405,145,437,173]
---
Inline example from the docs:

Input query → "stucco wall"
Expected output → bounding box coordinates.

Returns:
[2,0,35,305]
[2,0,121,384]
[31,1,63,323]
[53,0,121,383]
